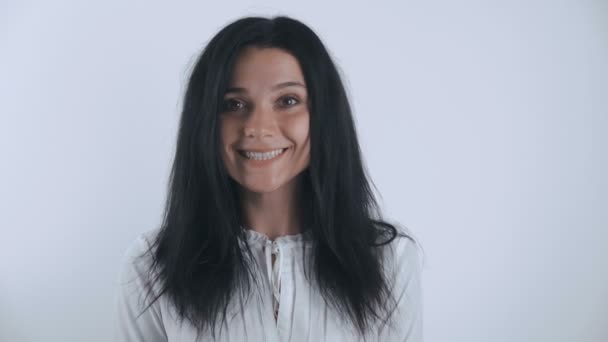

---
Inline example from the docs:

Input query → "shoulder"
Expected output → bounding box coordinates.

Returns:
[380,224,425,311]
[119,228,162,283]
[123,228,160,260]
[120,228,161,269]
[116,228,165,308]
[376,225,425,341]
[114,228,167,341]
[382,225,424,276]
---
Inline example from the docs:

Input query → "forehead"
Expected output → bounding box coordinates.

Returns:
[229,47,306,87]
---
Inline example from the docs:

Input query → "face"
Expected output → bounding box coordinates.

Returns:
[219,47,311,194]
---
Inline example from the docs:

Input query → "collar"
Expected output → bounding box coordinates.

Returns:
[240,225,312,246]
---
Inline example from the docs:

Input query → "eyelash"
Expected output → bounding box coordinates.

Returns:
[221,95,301,112]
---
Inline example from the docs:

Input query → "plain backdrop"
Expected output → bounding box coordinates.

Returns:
[1,1,606,341]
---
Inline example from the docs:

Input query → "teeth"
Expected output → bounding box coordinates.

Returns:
[243,148,285,161]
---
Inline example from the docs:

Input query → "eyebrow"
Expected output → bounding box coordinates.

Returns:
[225,81,306,94]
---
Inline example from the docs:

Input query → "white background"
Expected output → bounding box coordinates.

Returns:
[1,1,606,341]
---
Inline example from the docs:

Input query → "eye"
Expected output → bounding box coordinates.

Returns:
[221,98,246,112]
[278,95,300,108]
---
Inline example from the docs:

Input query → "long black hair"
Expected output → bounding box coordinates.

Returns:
[138,15,416,339]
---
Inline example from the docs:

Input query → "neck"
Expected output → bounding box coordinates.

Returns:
[239,175,303,240]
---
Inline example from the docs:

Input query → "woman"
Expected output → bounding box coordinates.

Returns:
[114,15,423,342]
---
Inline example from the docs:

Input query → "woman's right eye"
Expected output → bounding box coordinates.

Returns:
[221,99,245,112]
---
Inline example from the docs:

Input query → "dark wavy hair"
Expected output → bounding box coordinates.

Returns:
[138,15,415,339]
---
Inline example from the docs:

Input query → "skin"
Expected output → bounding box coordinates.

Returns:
[219,46,311,242]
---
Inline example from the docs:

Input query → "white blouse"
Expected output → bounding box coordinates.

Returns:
[113,227,424,341]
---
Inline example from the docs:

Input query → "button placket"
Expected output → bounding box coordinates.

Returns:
[269,241,283,321]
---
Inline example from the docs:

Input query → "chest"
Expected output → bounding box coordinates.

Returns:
[158,246,368,342]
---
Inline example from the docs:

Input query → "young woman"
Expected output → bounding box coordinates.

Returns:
[115,15,423,342]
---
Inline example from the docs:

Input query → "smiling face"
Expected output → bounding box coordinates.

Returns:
[219,46,311,194]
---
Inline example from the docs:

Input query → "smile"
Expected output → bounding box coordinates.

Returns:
[238,147,289,161]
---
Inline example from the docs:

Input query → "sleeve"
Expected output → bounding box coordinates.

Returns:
[113,233,168,342]
[378,234,425,342]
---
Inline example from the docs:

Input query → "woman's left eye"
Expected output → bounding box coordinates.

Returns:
[279,96,299,107]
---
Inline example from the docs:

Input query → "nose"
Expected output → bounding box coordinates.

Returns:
[243,105,276,138]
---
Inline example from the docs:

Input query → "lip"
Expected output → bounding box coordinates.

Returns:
[237,147,289,153]
[236,147,290,167]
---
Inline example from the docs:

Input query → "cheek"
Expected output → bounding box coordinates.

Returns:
[290,113,310,146]
[219,119,239,161]
[220,118,238,142]
[288,114,311,165]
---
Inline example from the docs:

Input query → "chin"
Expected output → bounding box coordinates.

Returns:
[248,184,283,194]
[237,179,284,194]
